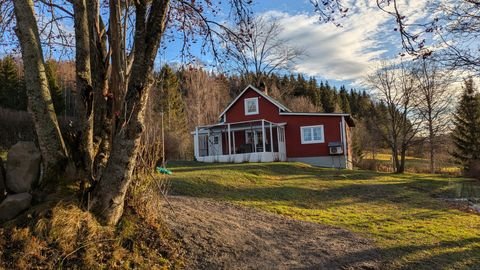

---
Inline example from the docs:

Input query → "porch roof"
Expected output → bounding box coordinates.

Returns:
[191,119,286,134]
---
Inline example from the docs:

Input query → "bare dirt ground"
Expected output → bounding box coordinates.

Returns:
[161,196,382,270]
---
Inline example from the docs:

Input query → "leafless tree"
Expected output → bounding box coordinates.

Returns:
[12,0,68,185]
[286,96,317,113]
[413,58,454,173]
[181,67,230,128]
[366,60,422,173]
[377,0,480,74]
[222,16,304,85]
[6,0,253,225]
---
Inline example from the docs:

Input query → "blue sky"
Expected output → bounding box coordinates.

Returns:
[161,0,432,89]
[0,0,432,90]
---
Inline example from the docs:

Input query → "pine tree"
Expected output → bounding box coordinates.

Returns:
[158,65,187,132]
[45,60,65,115]
[451,78,480,170]
[0,56,27,110]
[338,86,351,113]
[320,81,336,113]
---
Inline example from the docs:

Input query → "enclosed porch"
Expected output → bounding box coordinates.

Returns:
[193,120,287,163]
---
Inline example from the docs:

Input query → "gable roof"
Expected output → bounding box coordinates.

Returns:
[218,84,355,127]
[219,85,291,118]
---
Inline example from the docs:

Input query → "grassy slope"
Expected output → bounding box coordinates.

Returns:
[168,161,480,270]
[0,181,183,269]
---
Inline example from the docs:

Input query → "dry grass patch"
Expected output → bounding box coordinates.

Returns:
[0,178,183,269]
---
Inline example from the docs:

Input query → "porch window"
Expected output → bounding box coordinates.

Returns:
[244,97,259,115]
[300,125,324,144]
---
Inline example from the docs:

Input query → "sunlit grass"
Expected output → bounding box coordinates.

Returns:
[168,161,480,269]
[362,151,462,174]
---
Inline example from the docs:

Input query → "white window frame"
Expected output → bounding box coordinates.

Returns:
[245,129,265,145]
[300,125,325,144]
[244,97,259,115]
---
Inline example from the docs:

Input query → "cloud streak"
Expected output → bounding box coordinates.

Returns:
[261,0,430,84]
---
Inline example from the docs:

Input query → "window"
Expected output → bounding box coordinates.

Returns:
[300,125,324,144]
[245,130,265,145]
[244,97,259,115]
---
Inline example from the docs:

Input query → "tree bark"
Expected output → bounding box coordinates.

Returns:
[13,0,67,181]
[398,148,407,174]
[90,0,170,225]
[86,0,112,180]
[73,0,95,175]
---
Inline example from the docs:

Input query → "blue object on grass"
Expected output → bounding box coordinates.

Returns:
[156,167,172,175]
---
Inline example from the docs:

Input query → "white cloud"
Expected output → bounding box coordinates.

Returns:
[261,0,431,84]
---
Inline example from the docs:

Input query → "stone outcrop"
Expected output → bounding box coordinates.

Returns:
[0,193,32,222]
[6,141,41,193]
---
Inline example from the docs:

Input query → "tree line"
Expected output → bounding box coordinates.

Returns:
[0,58,374,160]
[4,56,479,176]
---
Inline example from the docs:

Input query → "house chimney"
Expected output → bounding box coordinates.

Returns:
[259,81,268,95]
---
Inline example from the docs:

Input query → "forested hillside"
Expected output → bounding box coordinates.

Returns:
[0,57,473,175]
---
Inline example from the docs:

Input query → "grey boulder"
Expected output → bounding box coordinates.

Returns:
[6,141,41,193]
[0,193,32,222]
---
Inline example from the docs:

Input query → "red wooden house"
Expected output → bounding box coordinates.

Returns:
[192,85,355,169]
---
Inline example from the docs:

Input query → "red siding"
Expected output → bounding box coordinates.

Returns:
[281,115,343,158]
[225,88,284,123]
[223,87,346,158]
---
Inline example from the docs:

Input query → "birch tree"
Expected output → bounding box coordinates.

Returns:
[222,16,304,85]
[413,58,453,173]
[12,0,68,184]
[367,61,422,173]
[6,0,252,225]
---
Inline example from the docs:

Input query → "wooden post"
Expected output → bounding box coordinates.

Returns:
[161,112,165,166]
[262,120,266,153]
[194,126,199,159]
[341,116,347,169]
[227,124,232,155]
[270,122,273,153]
[233,131,236,154]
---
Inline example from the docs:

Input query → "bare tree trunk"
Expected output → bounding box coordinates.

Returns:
[90,0,170,225]
[87,0,112,180]
[109,0,127,133]
[398,148,407,173]
[429,128,435,174]
[73,0,95,175]
[13,0,67,181]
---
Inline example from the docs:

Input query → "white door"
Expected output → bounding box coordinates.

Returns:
[208,133,223,156]
[277,127,287,161]
[199,135,208,157]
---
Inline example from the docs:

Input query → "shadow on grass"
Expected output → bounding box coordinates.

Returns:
[169,161,389,181]
[169,175,459,212]
[328,237,480,270]
[167,161,480,269]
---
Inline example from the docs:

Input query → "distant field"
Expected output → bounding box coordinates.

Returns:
[361,151,461,175]
[168,161,480,270]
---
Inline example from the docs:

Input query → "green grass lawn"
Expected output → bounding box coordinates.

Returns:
[167,161,480,270]
[362,151,462,175]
